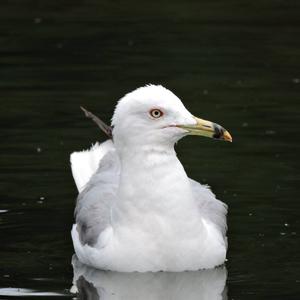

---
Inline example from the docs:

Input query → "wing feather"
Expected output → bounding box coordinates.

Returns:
[70,140,115,192]
[189,179,228,238]
[71,140,120,246]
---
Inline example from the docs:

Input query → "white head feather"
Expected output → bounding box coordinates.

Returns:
[112,85,196,151]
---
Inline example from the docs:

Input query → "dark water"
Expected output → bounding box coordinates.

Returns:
[0,0,299,299]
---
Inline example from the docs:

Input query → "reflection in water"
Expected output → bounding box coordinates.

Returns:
[0,288,65,297]
[71,256,227,300]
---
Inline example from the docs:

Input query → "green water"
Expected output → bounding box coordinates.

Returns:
[0,0,299,299]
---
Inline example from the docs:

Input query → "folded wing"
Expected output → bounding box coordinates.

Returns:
[70,140,120,246]
[189,179,228,239]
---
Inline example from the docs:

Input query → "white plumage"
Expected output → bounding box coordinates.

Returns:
[70,85,230,272]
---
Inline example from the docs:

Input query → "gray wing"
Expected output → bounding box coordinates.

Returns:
[75,150,120,246]
[189,179,228,237]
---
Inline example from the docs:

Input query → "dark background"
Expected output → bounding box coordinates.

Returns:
[0,0,299,299]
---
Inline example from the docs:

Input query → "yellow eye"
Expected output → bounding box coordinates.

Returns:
[149,109,163,119]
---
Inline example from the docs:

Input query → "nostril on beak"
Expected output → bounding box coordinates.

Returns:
[202,124,212,129]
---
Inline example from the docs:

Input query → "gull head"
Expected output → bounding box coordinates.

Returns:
[112,85,232,150]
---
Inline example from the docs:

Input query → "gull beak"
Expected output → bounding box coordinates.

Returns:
[178,117,232,142]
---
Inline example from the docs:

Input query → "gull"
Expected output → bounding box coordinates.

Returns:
[70,85,232,272]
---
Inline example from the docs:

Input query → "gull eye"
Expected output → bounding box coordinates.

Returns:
[149,109,163,119]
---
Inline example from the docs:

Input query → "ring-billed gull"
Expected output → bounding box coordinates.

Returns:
[70,85,232,272]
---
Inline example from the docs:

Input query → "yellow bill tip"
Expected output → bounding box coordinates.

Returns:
[223,130,233,142]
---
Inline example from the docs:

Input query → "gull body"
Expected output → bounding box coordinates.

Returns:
[71,85,230,272]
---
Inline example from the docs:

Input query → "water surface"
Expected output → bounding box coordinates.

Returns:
[0,1,299,299]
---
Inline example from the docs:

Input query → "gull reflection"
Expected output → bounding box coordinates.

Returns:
[71,256,227,300]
